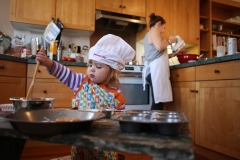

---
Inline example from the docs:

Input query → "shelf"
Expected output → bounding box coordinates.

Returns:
[200,49,209,52]
[212,18,240,30]
[212,31,240,38]
[200,29,209,32]
[200,15,209,20]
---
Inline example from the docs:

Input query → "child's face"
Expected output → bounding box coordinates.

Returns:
[87,60,111,84]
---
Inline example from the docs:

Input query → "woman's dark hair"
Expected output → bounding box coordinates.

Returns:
[149,13,166,28]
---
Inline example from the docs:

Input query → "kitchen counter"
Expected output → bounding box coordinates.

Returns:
[1,53,240,69]
[0,54,88,66]
[0,118,193,160]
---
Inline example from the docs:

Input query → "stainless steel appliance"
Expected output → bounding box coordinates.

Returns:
[120,65,152,110]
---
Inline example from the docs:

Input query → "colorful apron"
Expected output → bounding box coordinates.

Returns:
[72,77,125,110]
[71,76,125,160]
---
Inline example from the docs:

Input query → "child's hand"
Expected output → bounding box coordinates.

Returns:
[36,49,53,70]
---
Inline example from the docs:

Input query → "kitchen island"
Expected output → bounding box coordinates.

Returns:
[0,118,193,160]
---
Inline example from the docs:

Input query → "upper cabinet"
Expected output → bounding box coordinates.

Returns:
[10,0,95,32]
[10,0,56,26]
[146,0,199,45]
[95,0,146,17]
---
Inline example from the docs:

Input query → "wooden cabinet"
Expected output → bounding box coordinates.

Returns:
[168,61,240,159]
[0,60,26,104]
[96,0,146,17]
[27,64,87,109]
[194,61,240,159]
[199,0,240,58]
[195,80,240,159]
[10,0,95,31]
[165,81,196,142]
[165,67,196,142]
[146,0,199,45]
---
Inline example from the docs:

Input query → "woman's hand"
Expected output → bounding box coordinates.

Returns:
[36,49,53,70]
[168,36,177,43]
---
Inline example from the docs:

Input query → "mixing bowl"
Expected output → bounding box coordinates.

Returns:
[177,54,199,63]
[9,97,55,111]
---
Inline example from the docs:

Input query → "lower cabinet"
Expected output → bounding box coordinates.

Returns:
[195,80,240,159]
[0,76,26,104]
[165,81,196,142]
[27,64,87,109]
[168,61,240,159]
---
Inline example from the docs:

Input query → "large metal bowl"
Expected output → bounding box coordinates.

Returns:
[9,97,55,111]
[0,109,105,136]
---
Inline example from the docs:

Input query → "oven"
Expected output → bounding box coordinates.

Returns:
[119,65,152,110]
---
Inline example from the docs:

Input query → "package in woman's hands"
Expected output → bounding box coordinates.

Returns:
[170,35,185,56]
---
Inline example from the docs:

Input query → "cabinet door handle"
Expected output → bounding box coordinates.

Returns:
[122,6,126,9]
[196,38,199,40]
[0,66,4,69]
[43,90,47,93]
[37,70,41,73]
[190,90,198,93]
[119,5,122,8]
[176,74,179,77]
[214,69,220,73]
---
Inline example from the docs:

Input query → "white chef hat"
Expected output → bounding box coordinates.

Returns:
[88,34,135,71]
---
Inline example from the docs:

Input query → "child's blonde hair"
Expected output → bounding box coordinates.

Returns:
[104,68,120,88]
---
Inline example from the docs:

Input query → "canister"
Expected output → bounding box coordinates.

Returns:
[227,38,237,55]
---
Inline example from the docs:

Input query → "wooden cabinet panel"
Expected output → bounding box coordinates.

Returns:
[196,60,240,80]
[56,0,95,31]
[10,0,95,31]
[96,0,146,17]
[96,0,122,13]
[0,60,26,77]
[27,64,87,108]
[0,76,26,104]
[122,0,146,17]
[170,67,196,82]
[165,82,196,142]
[10,0,56,25]
[195,80,240,159]
[27,78,73,109]
[146,0,199,44]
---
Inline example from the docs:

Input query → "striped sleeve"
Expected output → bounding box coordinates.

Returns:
[48,61,85,92]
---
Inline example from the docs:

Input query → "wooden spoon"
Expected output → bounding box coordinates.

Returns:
[25,46,42,99]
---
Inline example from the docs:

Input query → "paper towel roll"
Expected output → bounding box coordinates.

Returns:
[228,38,237,55]
[31,39,37,55]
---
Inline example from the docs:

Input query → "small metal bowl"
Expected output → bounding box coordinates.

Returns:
[9,97,55,111]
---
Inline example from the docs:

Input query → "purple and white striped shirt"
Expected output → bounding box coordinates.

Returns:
[48,61,85,93]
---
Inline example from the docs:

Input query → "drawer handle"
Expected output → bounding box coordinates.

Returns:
[0,66,4,69]
[214,69,220,73]
[43,90,47,94]
[190,90,198,93]
[38,70,41,73]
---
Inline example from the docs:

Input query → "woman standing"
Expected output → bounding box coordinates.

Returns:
[142,13,177,110]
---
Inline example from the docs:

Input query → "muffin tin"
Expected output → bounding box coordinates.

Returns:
[111,110,189,136]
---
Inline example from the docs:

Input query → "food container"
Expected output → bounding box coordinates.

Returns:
[177,54,199,63]
[0,109,105,136]
[9,97,55,111]
[111,110,189,136]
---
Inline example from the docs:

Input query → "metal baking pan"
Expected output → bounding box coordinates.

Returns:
[111,110,189,136]
[0,109,105,136]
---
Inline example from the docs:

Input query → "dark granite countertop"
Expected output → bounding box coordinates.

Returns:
[1,53,240,69]
[0,118,194,159]
[0,54,88,67]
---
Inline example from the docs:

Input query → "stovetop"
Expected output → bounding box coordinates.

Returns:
[121,65,143,75]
